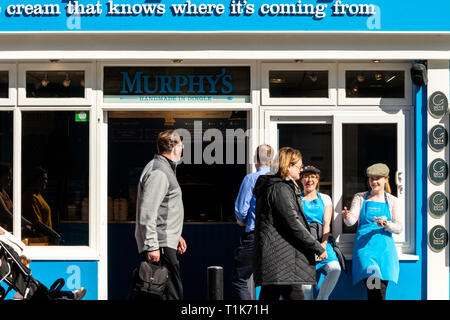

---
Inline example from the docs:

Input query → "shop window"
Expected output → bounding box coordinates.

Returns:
[262,63,337,105]
[345,70,405,98]
[342,123,397,233]
[0,111,13,232]
[0,71,8,98]
[108,111,247,223]
[26,71,85,98]
[269,70,329,98]
[338,63,412,106]
[21,111,89,246]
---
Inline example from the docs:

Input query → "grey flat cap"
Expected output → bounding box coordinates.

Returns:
[366,163,389,177]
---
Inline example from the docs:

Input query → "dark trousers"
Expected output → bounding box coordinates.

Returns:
[231,232,254,300]
[138,247,183,300]
[259,284,305,301]
[363,278,388,300]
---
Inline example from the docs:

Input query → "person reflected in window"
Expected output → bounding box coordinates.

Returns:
[22,166,52,229]
[0,163,13,231]
[299,165,341,300]
[342,163,402,300]
[253,147,326,301]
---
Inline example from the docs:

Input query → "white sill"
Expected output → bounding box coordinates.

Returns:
[343,253,420,261]
[23,246,100,261]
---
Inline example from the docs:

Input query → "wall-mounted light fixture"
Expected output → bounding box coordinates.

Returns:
[172,59,183,64]
[294,59,303,63]
[49,59,60,63]
[372,60,381,63]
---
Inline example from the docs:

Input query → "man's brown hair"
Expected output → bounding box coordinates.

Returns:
[157,130,181,154]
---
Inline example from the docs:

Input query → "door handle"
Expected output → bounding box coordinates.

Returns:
[395,171,404,195]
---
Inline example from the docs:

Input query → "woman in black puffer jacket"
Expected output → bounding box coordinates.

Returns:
[253,147,327,301]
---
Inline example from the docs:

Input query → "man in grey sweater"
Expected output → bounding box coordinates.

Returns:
[135,129,187,300]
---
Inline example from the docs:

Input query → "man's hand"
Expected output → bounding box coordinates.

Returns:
[236,220,246,227]
[147,249,160,263]
[177,236,187,254]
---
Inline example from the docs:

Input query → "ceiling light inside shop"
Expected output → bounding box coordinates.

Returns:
[356,75,365,83]
[63,73,71,87]
[375,73,383,81]
[308,73,318,83]
[269,77,285,84]
[41,73,50,87]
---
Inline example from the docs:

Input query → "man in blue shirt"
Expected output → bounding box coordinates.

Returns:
[232,144,273,300]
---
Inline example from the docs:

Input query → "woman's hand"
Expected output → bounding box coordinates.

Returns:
[342,206,350,220]
[318,250,327,261]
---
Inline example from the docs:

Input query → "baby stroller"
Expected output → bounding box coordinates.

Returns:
[0,227,67,300]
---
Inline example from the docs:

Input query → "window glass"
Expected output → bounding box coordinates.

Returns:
[269,70,329,98]
[278,123,332,196]
[0,111,13,232]
[21,111,89,246]
[108,111,247,223]
[0,71,8,98]
[342,124,397,233]
[345,70,405,98]
[26,71,85,98]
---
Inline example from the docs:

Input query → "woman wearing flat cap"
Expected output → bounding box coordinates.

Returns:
[342,163,402,300]
[299,165,341,300]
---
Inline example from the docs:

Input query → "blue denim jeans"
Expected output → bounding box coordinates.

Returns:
[231,231,254,300]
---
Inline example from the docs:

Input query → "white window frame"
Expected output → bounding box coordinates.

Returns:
[12,63,98,260]
[261,63,337,106]
[18,63,94,106]
[338,63,413,106]
[262,106,418,260]
[0,64,17,106]
[99,61,257,110]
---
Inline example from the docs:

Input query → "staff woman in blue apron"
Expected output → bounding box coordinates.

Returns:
[300,166,341,300]
[342,163,402,300]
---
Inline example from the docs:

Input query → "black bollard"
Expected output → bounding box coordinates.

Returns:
[207,266,223,300]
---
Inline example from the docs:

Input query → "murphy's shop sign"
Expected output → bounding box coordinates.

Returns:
[103,66,251,104]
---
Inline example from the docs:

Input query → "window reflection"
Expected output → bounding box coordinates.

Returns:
[0,112,13,232]
[269,70,329,98]
[346,70,405,98]
[21,111,89,246]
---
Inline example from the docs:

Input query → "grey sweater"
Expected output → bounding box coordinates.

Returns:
[135,154,184,253]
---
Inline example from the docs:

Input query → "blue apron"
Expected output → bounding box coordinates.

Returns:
[351,191,399,285]
[301,192,339,270]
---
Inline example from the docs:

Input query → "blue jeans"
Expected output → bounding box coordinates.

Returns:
[231,231,254,300]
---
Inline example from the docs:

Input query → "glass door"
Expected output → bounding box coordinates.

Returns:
[334,112,407,248]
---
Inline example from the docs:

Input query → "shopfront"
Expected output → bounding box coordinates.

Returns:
[1,0,450,300]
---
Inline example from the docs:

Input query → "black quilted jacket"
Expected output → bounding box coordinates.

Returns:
[253,174,325,286]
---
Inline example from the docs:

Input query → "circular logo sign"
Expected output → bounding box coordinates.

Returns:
[428,91,449,118]
[428,158,448,185]
[428,191,448,218]
[428,125,449,152]
[428,225,449,252]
